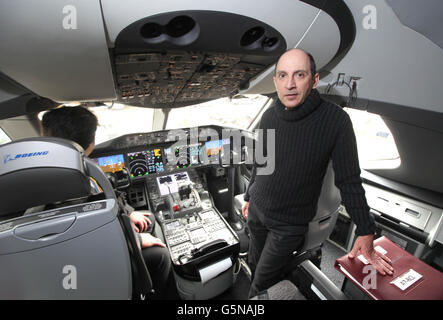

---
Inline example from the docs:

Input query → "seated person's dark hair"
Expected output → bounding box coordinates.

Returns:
[41,106,98,151]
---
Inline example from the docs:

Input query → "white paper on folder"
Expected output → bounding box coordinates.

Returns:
[358,246,388,265]
[390,269,422,291]
[198,257,232,284]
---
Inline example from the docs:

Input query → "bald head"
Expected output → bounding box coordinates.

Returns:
[272,48,319,108]
[274,49,316,78]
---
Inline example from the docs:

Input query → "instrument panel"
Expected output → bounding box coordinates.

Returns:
[90,125,255,180]
[92,138,232,179]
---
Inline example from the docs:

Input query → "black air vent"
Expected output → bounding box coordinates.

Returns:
[166,16,196,38]
[115,10,285,55]
[140,23,162,39]
[241,26,265,47]
[240,26,279,51]
[139,15,199,46]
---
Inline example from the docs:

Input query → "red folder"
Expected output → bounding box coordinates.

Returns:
[335,236,443,300]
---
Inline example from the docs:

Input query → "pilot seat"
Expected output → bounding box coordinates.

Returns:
[234,161,347,300]
[0,137,149,299]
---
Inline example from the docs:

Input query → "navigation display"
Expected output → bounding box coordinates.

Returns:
[204,139,230,163]
[93,154,125,173]
[128,148,165,178]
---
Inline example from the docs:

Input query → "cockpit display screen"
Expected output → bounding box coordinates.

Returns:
[204,139,230,162]
[189,143,202,165]
[164,143,203,169]
[127,148,165,178]
[93,154,125,173]
[164,145,190,169]
[205,139,230,155]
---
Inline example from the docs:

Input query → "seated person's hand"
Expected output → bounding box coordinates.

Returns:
[140,233,166,249]
[129,210,152,233]
[242,201,249,219]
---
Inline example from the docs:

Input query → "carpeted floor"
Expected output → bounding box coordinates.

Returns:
[214,239,347,300]
[320,240,347,290]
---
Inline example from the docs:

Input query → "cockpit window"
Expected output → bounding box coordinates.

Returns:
[84,94,267,144]
[344,108,400,169]
[165,94,269,130]
[0,128,11,145]
[88,104,154,145]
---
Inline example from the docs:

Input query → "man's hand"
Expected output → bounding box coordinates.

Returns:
[140,233,166,249]
[129,210,152,233]
[242,201,249,219]
[349,234,394,275]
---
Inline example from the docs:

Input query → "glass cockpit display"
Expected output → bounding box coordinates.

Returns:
[164,143,203,169]
[204,138,230,163]
[204,138,230,156]
[93,154,125,173]
[128,148,164,177]
[189,144,202,165]
[95,138,232,179]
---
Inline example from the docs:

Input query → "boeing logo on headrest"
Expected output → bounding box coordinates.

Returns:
[3,151,49,164]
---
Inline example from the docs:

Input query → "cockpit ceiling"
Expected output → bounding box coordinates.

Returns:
[0,1,346,112]
[386,0,443,49]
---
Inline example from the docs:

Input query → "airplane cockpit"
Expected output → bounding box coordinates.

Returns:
[0,0,442,303]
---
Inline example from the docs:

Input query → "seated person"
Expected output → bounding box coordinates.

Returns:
[41,106,174,299]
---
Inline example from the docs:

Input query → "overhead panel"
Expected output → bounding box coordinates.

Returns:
[113,11,287,108]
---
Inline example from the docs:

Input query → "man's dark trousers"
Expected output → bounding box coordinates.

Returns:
[247,201,308,298]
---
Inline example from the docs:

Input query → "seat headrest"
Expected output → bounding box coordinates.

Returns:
[0,137,91,216]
